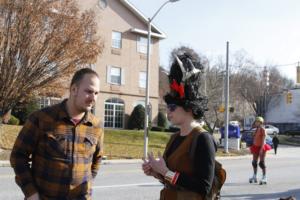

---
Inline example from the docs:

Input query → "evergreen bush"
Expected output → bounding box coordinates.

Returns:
[157,111,167,129]
[127,105,145,130]
[12,99,39,124]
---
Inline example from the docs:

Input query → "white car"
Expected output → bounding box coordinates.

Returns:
[264,125,279,135]
[229,121,240,127]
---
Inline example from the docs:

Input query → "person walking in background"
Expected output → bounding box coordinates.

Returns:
[142,49,219,199]
[10,68,104,200]
[272,134,280,154]
[249,116,272,185]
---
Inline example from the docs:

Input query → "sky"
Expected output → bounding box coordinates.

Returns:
[128,0,300,83]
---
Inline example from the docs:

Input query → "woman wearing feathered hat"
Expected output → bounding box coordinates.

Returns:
[142,48,217,199]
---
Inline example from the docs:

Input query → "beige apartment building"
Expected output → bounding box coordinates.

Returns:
[74,0,166,128]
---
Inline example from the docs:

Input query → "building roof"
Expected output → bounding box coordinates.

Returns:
[119,0,166,39]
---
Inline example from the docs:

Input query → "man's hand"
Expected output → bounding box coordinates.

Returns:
[27,193,40,200]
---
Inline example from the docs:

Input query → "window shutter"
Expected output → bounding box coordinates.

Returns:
[107,65,111,83]
[121,68,125,85]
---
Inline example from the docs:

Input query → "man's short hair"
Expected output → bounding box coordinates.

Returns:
[70,68,99,87]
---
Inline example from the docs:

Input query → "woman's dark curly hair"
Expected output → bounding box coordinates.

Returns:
[164,49,208,119]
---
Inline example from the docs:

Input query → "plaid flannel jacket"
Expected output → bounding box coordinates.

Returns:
[10,100,104,199]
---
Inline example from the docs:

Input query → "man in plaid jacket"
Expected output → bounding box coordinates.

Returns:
[10,68,104,200]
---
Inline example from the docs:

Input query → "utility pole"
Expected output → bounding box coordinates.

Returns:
[222,71,225,104]
[204,68,207,96]
[224,42,229,153]
[297,62,300,85]
[263,66,269,118]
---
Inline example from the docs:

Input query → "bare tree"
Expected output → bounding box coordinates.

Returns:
[230,51,294,117]
[203,59,224,133]
[0,0,103,117]
[165,48,294,131]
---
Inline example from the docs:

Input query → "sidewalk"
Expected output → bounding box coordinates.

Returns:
[0,155,253,167]
[0,159,144,167]
[2,145,297,167]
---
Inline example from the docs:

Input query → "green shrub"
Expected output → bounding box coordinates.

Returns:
[166,126,180,132]
[203,124,210,132]
[8,115,20,125]
[151,126,165,132]
[157,111,167,129]
[12,99,39,124]
[127,105,145,130]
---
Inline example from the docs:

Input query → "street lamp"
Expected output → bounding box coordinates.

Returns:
[144,0,180,158]
[224,41,230,153]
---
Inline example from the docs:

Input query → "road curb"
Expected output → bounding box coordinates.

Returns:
[0,155,253,167]
[102,159,143,165]
[0,160,10,167]
[0,159,145,167]
[216,155,252,160]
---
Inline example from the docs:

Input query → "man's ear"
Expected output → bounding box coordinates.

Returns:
[70,84,78,95]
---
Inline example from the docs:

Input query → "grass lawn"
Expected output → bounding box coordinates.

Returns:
[0,124,258,160]
[104,129,170,159]
[0,124,170,160]
[0,124,22,150]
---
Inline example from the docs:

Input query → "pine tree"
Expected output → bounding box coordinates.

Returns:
[127,105,145,130]
[157,111,167,129]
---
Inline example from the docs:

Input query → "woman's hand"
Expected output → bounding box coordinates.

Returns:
[147,152,169,176]
[142,158,154,176]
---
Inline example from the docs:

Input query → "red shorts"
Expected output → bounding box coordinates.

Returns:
[250,144,272,154]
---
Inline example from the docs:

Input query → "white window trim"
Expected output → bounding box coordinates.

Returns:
[139,71,146,88]
[137,36,152,54]
[121,68,125,85]
[104,101,125,128]
[112,31,122,49]
[106,65,125,85]
[39,97,61,109]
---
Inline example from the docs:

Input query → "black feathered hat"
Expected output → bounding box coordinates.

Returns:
[164,50,208,119]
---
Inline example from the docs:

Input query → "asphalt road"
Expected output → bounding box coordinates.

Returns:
[221,145,300,200]
[0,145,299,200]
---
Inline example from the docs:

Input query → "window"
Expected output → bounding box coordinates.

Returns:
[104,98,124,128]
[39,97,61,109]
[107,66,124,85]
[139,71,146,88]
[137,36,148,54]
[111,67,121,84]
[112,31,122,49]
[39,97,50,109]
